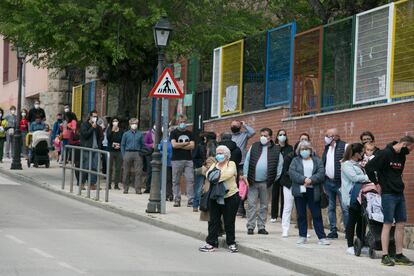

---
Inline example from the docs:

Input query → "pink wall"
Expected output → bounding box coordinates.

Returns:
[25,62,48,98]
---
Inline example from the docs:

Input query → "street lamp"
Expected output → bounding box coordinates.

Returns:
[147,16,173,213]
[11,46,26,170]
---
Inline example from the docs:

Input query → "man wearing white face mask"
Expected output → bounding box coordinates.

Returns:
[243,128,283,235]
[5,106,17,159]
[120,118,144,194]
[28,100,46,123]
[80,110,103,190]
[322,128,348,239]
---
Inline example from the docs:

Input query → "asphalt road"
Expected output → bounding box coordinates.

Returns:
[0,174,301,276]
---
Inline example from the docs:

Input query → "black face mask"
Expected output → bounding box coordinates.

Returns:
[231,127,240,133]
[400,147,410,155]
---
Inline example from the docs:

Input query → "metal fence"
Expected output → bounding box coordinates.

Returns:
[61,145,110,202]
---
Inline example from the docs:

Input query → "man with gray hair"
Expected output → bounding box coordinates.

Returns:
[322,128,348,239]
[121,118,144,194]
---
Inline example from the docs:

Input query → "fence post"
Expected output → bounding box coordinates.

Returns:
[61,146,66,190]
[69,147,75,193]
[95,152,101,201]
[78,149,84,195]
[86,150,92,198]
[105,152,110,202]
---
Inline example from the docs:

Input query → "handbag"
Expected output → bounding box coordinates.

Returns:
[238,177,248,200]
[320,185,329,209]
[199,188,211,212]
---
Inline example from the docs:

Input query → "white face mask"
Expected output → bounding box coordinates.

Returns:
[260,136,269,145]
[324,136,334,145]
[10,110,16,115]
[22,113,26,117]
[112,121,119,127]
[34,104,40,109]
[130,124,138,130]
[278,135,287,143]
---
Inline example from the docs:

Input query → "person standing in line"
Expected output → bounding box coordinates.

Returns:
[366,136,414,266]
[27,100,46,123]
[20,109,30,158]
[51,113,63,159]
[0,108,8,163]
[243,128,283,235]
[280,133,310,237]
[143,125,156,193]
[322,128,348,239]
[120,118,144,194]
[289,141,330,246]
[170,115,195,207]
[80,110,103,191]
[4,106,17,158]
[230,120,255,217]
[29,115,46,132]
[270,129,293,223]
[199,145,240,253]
[107,117,124,190]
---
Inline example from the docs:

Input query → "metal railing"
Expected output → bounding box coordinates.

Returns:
[61,145,111,202]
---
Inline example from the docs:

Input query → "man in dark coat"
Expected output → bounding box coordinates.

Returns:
[27,100,46,123]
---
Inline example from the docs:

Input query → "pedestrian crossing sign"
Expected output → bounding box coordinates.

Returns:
[149,68,184,98]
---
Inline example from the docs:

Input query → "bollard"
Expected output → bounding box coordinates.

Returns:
[69,147,75,193]
[105,152,110,202]
[86,151,92,198]
[61,147,67,190]
[79,149,84,195]
[96,153,101,201]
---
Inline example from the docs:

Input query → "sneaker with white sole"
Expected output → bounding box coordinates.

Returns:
[270,218,277,223]
[296,237,307,244]
[199,244,215,252]
[318,238,330,246]
[346,247,355,255]
[228,244,238,253]
[282,232,288,238]
[307,234,311,239]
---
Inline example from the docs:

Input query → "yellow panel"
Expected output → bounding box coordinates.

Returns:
[220,40,244,115]
[391,0,414,98]
[72,85,83,119]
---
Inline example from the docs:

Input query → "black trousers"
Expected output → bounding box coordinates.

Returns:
[346,205,365,247]
[271,180,284,219]
[206,193,240,247]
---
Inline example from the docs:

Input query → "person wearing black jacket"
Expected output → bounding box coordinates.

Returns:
[80,110,104,190]
[270,129,294,223]
[365,136,414,266]
[27,100,46,123]
[107,117,124,190]
[219,133,242,166]
[192,132,217,212]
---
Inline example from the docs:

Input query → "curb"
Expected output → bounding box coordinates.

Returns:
[0,168,336,276]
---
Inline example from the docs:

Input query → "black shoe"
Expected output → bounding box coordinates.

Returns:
[123,190,128,194]
[114,184,120,190]
[327,232,338,239]
[228,244,238,253]
[247,229,254,235]
[382,255,395,266]
[187,202,193,207]
[258,229,269,235]
[143,189,150,194]
[394,254,414,266]
[173,201,181,207]
[108,185,112,190]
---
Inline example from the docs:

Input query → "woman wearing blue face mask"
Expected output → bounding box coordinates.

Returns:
[271,129,294,223]
[199,145,240,253]
[289,141,330,246]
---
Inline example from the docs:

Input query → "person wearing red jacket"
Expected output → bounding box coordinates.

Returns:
[20,108,30,158]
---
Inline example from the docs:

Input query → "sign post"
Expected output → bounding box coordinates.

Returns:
[149,68,184,214]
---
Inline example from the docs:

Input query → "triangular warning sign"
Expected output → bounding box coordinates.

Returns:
[149,68,184,99]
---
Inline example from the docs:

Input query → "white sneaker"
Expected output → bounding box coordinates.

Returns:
[296,237,307,244]
[346,247,355,255]
[318,238,330,246]
[270,218,277,223]
[307,234,311,239]
[282,232,288,238]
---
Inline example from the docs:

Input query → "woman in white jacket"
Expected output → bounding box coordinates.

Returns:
[341,143,369,255]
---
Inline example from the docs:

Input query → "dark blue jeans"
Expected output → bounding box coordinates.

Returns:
[294,188,326,239]
[81,152,98,185]
[324,179,349,232]
[193,174,205,208]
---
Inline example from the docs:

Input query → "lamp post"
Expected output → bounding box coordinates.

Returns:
[146,16,173,213]
[11,46,26,170]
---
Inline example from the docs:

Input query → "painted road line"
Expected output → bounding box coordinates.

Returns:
[5,235,25,244]
[29,248,54,258]
[58,262,87,275]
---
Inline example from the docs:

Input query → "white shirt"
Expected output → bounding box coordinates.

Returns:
[303,159,314,178]
[325,142,348,179]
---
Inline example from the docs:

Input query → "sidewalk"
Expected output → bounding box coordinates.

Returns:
[0,159,413,276]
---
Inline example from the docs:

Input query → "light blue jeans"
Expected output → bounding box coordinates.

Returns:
[193,174,205,208]
[324,179,349,232]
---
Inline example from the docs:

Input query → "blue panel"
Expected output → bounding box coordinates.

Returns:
[265,23,296,107]
[88,80,96,112]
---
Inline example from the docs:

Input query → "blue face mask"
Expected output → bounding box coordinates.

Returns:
[215,154,225,163]
[179,123,186,129]
[300,150,311,159]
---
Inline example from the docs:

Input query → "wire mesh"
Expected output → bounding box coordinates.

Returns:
[354,5,392,104]
[321,17,354,112]
[266,23,296,107]
[220,40,244,115]
[243,33,266,112]
[292,27,323,116]
[391,0,414,98]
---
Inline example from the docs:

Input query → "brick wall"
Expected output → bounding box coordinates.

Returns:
[204,100,414,224]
